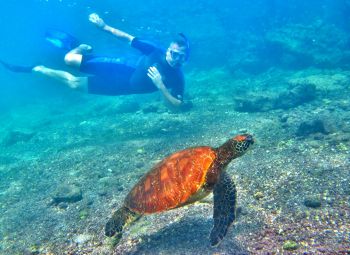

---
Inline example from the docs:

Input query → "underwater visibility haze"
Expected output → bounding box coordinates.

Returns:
[0,0,349,254]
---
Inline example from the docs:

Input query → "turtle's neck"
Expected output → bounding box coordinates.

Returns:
[204,139,239,189]
[216,138,239,168]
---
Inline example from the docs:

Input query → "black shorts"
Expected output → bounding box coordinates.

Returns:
[80,55,136,95]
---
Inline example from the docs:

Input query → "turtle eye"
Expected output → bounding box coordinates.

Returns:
[245,134,254,145]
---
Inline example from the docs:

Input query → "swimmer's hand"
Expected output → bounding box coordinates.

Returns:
[148,66,182,107]
[89,13,105,28]
[147,66,164,90]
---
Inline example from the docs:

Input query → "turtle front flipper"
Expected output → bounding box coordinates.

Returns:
[105,206,140,245]
[210,171,237,247]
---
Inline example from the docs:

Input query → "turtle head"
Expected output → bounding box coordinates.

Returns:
[231,134,254,156]
[215,133,254,174]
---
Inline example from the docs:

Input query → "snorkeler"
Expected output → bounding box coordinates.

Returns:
[1,13,190,108]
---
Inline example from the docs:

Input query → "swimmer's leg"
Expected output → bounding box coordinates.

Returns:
[64,44,93,67]
[33,65,88,92]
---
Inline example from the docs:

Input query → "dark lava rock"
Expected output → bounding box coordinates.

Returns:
[296,119,329,137]
[234,83,316,112]
[304,197,322,208]
[51,184,83,205]
[330,133,350,143]
[2,130,35,146]
[136,162,145,168]
[265,21,349,69]
[280,114,289,123]
[274,83,316,109]
[58,202,68,209]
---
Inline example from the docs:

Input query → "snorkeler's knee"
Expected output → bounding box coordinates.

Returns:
[64,53,82,67]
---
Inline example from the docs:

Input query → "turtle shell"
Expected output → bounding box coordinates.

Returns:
[124,146,217,214]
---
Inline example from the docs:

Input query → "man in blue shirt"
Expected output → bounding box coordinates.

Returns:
[2,13,189,108]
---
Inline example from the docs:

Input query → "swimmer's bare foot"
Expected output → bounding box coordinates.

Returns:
[32,65,45,72]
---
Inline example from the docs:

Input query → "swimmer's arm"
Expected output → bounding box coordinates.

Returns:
[147,66,182,107]
[89,13,135,43]
[158,85,183,107]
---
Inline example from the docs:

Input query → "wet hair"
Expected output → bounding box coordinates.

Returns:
[172,33,189,48]
[172,33,190,60]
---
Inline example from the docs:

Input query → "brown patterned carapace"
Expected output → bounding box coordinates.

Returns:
[125,147,217,214]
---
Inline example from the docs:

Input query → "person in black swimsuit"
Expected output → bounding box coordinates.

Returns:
[2,13,190,108]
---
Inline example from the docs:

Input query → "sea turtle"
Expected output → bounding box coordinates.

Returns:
[105,134,254,246]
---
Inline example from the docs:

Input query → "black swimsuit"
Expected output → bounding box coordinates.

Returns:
[79,38,184,100]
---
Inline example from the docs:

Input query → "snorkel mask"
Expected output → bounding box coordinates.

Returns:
[178,33,190,61]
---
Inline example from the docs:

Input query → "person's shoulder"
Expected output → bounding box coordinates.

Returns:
[132,37,160,54]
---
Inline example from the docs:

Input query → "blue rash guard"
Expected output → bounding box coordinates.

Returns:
[79,38,184,101]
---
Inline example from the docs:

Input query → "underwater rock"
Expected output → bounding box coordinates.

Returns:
[2,130,35,146]
[283,240,299,251]
[280,114,289,123]
[274,83,316,109]
[335,100,350,111]
[24,242,43,255]
[253,191,264,200]
[136,161,145,169]
[234,83,316,112]
[265,21,350,69]
[58,202,68,209]
[97,177,114,196]
[329,133,350,144]
[296,119,330,137]
[51,184,83,205]
[304,197,322,208]
[73,234,92,244]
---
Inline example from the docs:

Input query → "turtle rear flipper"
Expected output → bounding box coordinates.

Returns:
[210,171,237,247]
[105,206,140,245]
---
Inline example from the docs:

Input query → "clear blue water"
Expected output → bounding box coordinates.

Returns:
[0,1,349,254]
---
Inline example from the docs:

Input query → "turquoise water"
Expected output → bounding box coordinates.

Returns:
[0,1,350,254]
